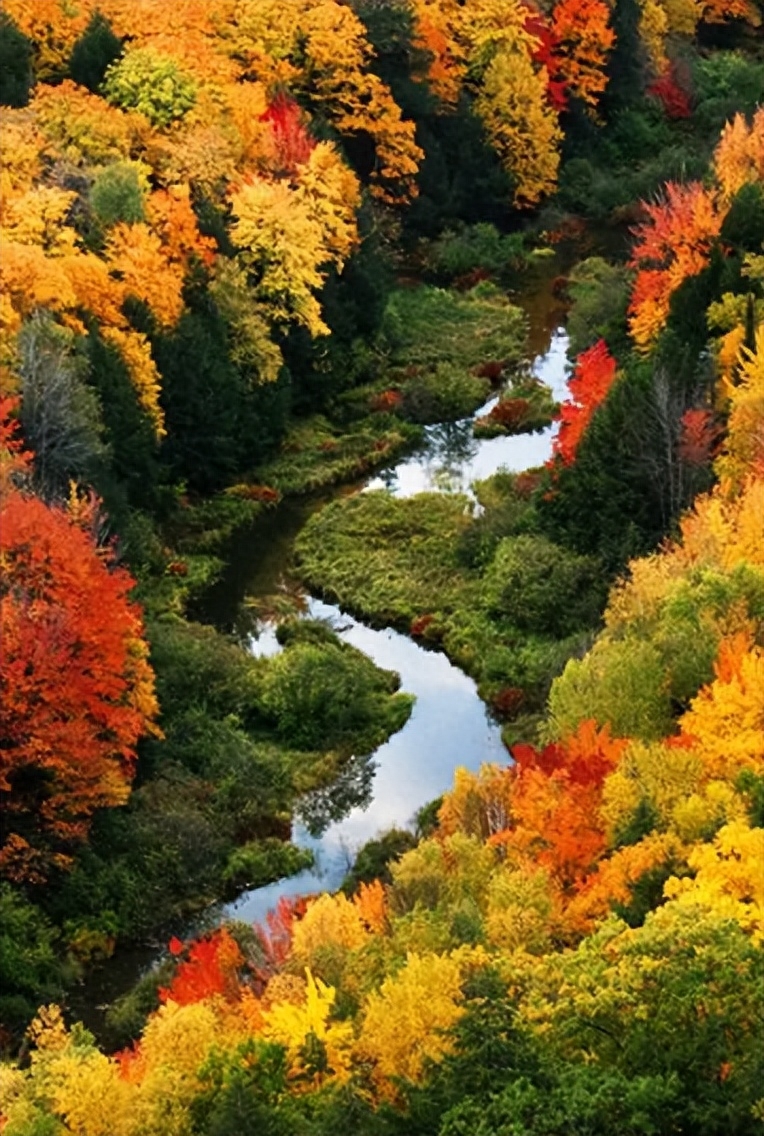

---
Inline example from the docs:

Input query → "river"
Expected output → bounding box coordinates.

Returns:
[217,266,571,925]
[72,255,572,1027]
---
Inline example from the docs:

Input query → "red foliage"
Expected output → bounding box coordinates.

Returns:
[679,407,722,466]
[524,6,568,111]
[370,389,404,413]
[410,613,435,637]
[551,339,617,465]
[454,267,493,290]
[513,720,627,788]
[159,928,243,1006]
[0,397,32,489]
[0,417,157,881]
[491,686,525,718]
[486,397,532,429]
[514,470,543,498]
[474,360,505,382]
[261,92,316,174]
[254,895,308,978]
[647,64,692,119]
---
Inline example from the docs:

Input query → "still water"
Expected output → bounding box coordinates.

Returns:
[73,258,572,1024]
[223,291,570,923]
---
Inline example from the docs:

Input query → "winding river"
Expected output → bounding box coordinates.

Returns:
[215,269,572,925]
[73,257,573,1027]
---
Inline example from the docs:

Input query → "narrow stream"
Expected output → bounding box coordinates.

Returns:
[221,274,571,925]
[72,256,573,1025]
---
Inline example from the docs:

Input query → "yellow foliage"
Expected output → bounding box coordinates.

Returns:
[679,636,764,780]
[664,821,764,942]
[357,951,466,1093]
[715,326,764,491]
[677,476,764,571]
[638,0,669,71]
[32,81,140,165]
[129,1000,243,1134]
[295,143,361,265]
[438,763,514,840]
[105,222,185,329]
[101,327,165,437]
[229,166,357,336]
[713,108,764,205]
[473,40,562,207]
[485,866,558,952]
[291,891,370,961]
[663,0,702,34]
[1,186,79,256]
[600,739,704,838]
[261,968,354,1086]
[0,111,46,199]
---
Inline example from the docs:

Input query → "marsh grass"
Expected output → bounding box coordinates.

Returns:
[296,476,604,720]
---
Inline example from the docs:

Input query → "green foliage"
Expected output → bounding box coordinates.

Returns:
[222,840,314,893]
[0,886,64,1039]
[428,223,528,283]
[68,12,123,92]
[89,161,148,227]
[482,535,605,638]
[565,257,631,358]
[257,623,413,753]
[692,52,764,133]
[341,829,418,894]
[103,47,197,127]
[378,285,526,374]
[534,910,764,1135]
[254,415,421,496]
[547,638,673,741]
[0,13,32,107]
[102,956,175,1049]
[399,364,491,425]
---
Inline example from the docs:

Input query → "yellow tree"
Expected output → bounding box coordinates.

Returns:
[356,951,467,1093]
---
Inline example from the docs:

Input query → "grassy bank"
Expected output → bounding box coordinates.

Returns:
[295,471,606,741]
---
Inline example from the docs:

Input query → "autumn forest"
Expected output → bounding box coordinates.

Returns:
[0,0,763,1132]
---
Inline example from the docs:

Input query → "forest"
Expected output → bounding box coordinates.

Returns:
[0,0,762,1132]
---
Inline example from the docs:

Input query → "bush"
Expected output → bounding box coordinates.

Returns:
[103,47,197,127]
[547,638,673,741]
[482,535,605,637]
[90,160,148,227]
[0,886,65,1041]
[257,636,412,753]
[429,223,527,282]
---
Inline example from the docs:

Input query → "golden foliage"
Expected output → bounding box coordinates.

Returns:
[679,635,764,780]
[357,951,466,1092]
[664,821,764,942]
[261,969,354,1087]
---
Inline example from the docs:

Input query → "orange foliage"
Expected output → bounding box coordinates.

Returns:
[160,929,244,1006]
[629,182,722,350]
[551,0,615,110]
[354,879,388,934]
[146,185,217,268]
[713,108,764,205]
[0,420,159,882]
[551,339,618,465]
[105,223,185,329]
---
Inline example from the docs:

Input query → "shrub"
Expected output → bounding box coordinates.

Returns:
[103,47,197,127]
[482,535,605,637]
